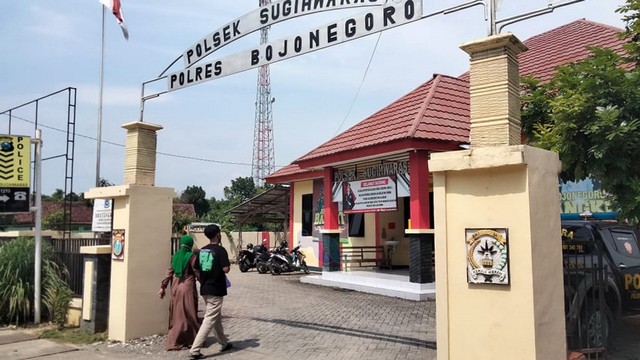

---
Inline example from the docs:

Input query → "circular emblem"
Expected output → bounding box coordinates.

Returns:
[0,141,13,152]
[466,229,509,284]
[113,239,123,256]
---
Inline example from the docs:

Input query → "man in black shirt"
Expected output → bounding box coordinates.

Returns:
[189,224,232,359]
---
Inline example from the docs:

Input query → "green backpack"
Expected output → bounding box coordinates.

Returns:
[199,248,215,271]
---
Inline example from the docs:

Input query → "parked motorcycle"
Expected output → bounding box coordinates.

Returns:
[238,243,256,272]
[238,243,271,273]
[268,244,309,275]
[254,245,272,274]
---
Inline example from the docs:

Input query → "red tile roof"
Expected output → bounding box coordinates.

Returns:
[519,19,624,82]
[293,74,469,168]
[13,202,94,225]
[266,19,626,182]
[265,164,323,184]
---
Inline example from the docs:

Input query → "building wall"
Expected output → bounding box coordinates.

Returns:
[287,179,414,267]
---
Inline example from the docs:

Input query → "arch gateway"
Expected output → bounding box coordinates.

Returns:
[86,1,590,358]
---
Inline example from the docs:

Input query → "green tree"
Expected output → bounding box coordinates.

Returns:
[521,1,640,222]
[172,203,197,235]
[179,186,210,218]
[44,189,81,202]
[99,177,114,187]
[223,177,257,205]
[42,209,66,231]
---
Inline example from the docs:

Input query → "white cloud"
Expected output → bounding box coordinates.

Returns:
[25,5,79,41]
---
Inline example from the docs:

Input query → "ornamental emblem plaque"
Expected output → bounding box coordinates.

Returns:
[466,228,509,285]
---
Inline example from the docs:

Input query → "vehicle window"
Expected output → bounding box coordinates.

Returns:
[562,226,594,254]
[610,230,640,259]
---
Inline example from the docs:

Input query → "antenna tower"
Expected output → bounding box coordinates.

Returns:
[252,0,275,187]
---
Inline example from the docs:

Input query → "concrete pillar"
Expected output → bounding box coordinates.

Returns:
[84,121,175,342]
[323,167,339,230]
[407,150,434,283]
[321,230,341,272]
[79,245,111,334]
[430,34,566,359]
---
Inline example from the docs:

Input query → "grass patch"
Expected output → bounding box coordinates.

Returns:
[40,328,107,344]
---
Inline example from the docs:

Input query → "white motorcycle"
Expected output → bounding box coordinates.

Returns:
[268,245,310,275]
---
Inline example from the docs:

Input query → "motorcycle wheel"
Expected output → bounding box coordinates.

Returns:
[239,260,250,273]
[257,262,268,274]
[270,262,282,276]
[302,262,309,274]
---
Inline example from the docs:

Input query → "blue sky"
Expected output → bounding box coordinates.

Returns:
[0,1,626,199]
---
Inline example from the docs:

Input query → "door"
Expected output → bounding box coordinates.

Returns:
[603,228,640,312]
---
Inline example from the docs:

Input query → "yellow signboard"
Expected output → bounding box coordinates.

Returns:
[0,135,31,188]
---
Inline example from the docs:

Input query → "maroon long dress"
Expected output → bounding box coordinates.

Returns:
[160,254,200,350]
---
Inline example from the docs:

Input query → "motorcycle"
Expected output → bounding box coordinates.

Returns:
[268,244,310,275]
[237,243,256,272]
[254,245,272,274]
[238,243,271,273]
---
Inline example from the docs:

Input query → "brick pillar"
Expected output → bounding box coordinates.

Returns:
[460,34,527,147]
[122,122,163,186]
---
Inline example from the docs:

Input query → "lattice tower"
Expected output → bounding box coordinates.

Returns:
[251,0,275,187]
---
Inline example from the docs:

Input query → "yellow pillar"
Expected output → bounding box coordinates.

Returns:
[430,34,566,359]
[85,121,175,342]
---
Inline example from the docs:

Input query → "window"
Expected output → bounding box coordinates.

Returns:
[611,230,640,258]
[302,194,313,237]
[348,213,365,237]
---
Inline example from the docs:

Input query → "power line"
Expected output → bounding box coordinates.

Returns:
[1,112,257,167]
[333,32,382,137]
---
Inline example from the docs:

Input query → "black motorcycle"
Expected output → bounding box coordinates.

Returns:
[268,244,309,275]
[238,243,256,272]
[238,243,271,272]
[254,245,272,274]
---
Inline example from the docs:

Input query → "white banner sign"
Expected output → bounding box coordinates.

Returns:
[168,0,422,91]
[343,176,397,213]
[92,198,113,232]
[183,0,385,67]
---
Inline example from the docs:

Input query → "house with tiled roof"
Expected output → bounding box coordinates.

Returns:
[263,19,627,277]
[1,201,196,236]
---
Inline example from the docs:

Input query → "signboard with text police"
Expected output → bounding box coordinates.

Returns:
[0,135,31,213]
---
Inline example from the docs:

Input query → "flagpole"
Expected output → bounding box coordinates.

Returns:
[96,6,105,187]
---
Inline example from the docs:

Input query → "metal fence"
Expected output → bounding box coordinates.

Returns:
[562,230,608,359]
[50,237,180,296]
[51,237,111,296]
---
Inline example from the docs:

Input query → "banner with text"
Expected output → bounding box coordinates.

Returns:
[168,0,422,91]
[343,176,397,213]
[183,0,385,67]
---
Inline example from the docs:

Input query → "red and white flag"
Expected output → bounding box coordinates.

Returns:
[99,0,129,40]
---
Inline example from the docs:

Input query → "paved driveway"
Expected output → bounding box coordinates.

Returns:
[24,269,638,359]
[89,270,437,359]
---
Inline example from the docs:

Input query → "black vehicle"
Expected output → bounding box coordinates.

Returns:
[268,242,309,275]
[238,243,256,272]
[254,244,272,274]
[562,220,640,349]
[238,243,271,273]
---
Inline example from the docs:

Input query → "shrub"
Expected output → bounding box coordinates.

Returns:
[0,237,72,326]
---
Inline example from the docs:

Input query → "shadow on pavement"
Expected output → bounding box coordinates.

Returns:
[243,316,437,349]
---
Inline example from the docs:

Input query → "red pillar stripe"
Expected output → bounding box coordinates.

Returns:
[409,151,431,230]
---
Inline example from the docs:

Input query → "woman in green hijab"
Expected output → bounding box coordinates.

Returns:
[159,235,200,350]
